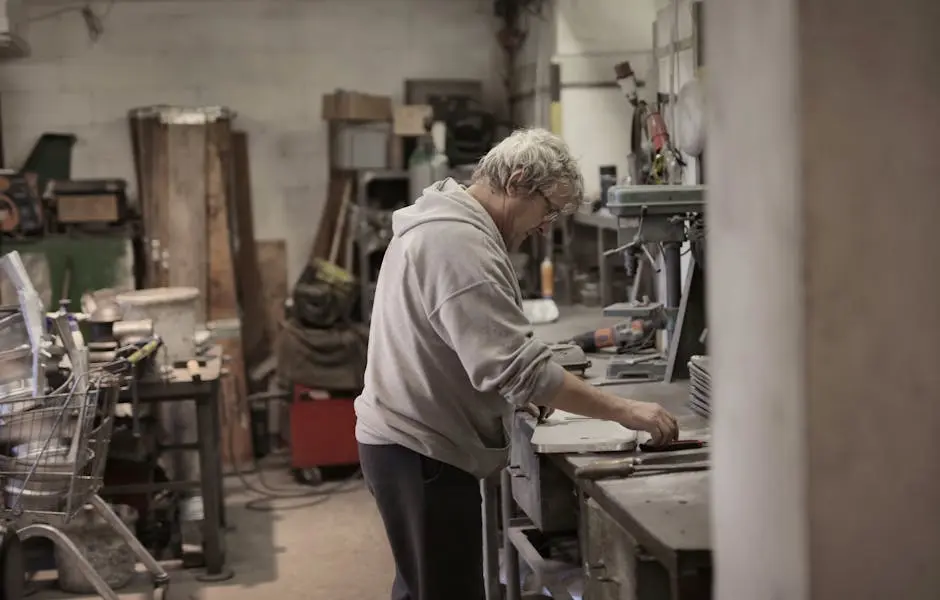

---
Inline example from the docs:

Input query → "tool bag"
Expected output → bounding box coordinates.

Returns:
[292,258,357,329]
[275,318,368,392]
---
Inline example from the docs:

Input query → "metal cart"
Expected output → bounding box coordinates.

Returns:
[0,372,171,599]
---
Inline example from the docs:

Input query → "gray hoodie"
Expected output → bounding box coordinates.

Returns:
[354,178,566,479]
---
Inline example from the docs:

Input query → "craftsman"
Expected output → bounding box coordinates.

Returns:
[355,128,679,600]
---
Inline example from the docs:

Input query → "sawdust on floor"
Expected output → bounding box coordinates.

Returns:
[29,470,395,600]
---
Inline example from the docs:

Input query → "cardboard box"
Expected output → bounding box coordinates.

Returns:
[56,194,121,223]
[322,90,392,121]
[393,104,434,136]
[331,122,391,169]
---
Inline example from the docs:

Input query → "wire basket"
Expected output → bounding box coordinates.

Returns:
[0,374,121,523]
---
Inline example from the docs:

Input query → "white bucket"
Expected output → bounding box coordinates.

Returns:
[116,287,200,366]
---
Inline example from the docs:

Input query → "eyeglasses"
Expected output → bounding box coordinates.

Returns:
[537,191,576,223]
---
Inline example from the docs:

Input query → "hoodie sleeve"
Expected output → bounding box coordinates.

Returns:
[426,280,566,407]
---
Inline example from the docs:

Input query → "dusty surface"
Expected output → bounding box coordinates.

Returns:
[30,470,395,600]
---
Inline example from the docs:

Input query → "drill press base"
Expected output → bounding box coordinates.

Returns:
[606,354,667,383]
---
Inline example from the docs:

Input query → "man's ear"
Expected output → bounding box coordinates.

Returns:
[506,169,526,197]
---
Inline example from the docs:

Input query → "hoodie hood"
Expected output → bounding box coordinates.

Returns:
[392,179,505,250]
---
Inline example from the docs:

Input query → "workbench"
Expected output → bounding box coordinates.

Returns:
[494,309,712,600]
[105,349,230,581]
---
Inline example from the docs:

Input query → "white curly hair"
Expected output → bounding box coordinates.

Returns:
[472,128,585,210]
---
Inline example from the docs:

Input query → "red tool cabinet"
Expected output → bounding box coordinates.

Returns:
[290,385,360,472]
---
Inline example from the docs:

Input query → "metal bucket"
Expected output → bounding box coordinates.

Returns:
[116,288,201,495]
[115,287,200,367]
[0,404,77,446]
[0,447,93,512]
[55,503,138,593]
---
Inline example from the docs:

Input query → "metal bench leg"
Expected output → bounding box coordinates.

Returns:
[501,467,522,600]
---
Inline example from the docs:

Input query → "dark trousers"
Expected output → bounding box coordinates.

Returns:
[359,443,484,600]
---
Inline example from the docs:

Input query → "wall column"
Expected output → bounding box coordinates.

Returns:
[708,0,940,598]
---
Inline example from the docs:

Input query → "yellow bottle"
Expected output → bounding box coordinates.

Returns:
[540,256,555,299]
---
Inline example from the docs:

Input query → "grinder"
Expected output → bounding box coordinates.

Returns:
[568,317,663,354]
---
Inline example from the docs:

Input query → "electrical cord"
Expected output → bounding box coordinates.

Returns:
[224,387,363,513]
[26,0,114,42]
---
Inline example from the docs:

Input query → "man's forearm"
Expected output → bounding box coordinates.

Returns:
[544,370,633,422]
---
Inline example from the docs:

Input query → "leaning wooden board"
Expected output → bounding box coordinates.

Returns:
[256,240,288,341]
[205,119,253,466]
[230,131,270,370]
[165,123,208,318]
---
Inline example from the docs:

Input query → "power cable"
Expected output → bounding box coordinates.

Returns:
[224,389,363,513]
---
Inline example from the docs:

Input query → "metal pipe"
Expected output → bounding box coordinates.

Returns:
[481,477,502,600]
[501,468,522,600]
[662,241,682,309]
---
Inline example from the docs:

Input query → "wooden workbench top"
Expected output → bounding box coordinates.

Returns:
[123,346,224,402]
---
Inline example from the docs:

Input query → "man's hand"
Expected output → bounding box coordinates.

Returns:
[521,403,555,422]
[546,370,680,445]
[615,400,679,446]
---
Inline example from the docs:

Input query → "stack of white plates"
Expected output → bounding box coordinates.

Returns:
[688,355,711,418]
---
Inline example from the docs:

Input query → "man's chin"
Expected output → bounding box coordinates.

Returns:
[509,233,532,251]
[507,228,540,251]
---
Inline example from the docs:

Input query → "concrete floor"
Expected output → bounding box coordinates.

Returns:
[31,470,396,600]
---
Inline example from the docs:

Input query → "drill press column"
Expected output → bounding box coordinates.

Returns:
[601,185,706,382]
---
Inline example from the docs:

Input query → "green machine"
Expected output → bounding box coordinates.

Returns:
[0,233,137,308]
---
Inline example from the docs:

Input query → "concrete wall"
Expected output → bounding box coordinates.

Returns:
[515,0,703,196]
[554,0,656,200]
[710,0,940,597]
[654,0,701,184]
[0,0,502,282]
[511,2,554,130]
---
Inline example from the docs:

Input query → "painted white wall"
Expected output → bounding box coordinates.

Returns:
[554,0,657,199]
[512,3,555,129]
[655,0,701,183]
[0,0,502,282]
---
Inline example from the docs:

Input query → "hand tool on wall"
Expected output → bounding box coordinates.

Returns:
[614,60,686,186]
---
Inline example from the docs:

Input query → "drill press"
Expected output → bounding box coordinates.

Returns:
[602,185,706,382]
